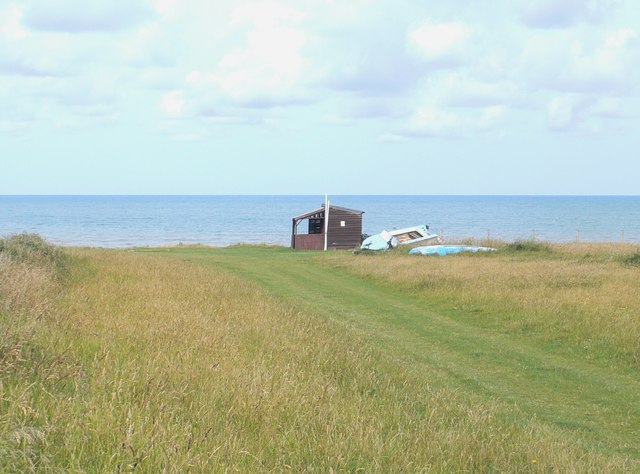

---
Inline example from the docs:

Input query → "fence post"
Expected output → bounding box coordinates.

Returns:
[531,229,536,241]
[621,228,625,243]
[576,229,580,243]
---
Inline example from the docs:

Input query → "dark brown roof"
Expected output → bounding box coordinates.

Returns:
[293,204,364,221]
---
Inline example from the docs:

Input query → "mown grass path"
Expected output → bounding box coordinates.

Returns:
[159,246,639,460]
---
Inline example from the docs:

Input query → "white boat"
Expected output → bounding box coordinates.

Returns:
[361,224,440,250]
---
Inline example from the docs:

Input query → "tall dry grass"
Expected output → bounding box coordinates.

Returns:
[323,242,640,365]
[0,240,634,471]
[0,234,67,318]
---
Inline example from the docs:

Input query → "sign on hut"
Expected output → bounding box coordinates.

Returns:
[291,201,364,250]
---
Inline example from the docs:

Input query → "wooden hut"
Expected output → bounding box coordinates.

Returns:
[291,204,364,250]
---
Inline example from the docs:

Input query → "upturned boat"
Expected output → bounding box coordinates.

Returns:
[361,224,440,250]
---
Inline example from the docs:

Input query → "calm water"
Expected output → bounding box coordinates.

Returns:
[1,195,639,247]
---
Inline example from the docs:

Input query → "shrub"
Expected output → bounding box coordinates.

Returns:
[620,251,640,267]
[0,233,69,280]
[504,240,552,253]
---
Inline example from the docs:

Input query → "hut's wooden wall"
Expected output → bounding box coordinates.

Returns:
[292,234,324,250]
[326,208,362,250]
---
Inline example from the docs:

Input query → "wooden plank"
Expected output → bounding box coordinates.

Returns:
[293,234,324,250]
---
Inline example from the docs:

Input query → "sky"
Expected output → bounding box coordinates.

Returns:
[1,0,639,195]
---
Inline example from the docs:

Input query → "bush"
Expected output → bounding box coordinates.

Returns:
[620,251,640,267]
[0,233,69,280]
[504,240,552,253]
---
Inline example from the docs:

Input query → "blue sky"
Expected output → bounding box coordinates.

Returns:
[1,0,639,195]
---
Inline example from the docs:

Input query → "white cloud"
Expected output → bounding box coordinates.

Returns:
[548,95,579,130]
[319,24,423,94]
[547,92,633,132]
[518,27,638,97]
[116,22,180,68]
[481,105,507,128]
[408,21,470,60]
[605,27,637,48]
[0,5,28,40]
[215,24,306,98]
[161,90,186,117]
[151,0,179,17]
[397,102,505,139]
[407,106,462,137]
[231,0,304,28]
[1,0,638,142]
[591,97,626,118]
[561,31,637,94]
[439,75,520,108]
[0,118,32,136]
[177,1,311,109]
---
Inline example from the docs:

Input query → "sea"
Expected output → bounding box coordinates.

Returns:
[1,195,639,247]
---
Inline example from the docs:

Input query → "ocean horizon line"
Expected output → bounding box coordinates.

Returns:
[3,194,640,198]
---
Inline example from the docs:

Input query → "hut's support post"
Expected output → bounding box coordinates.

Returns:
[323,195,330,251]
[291,218,297,248]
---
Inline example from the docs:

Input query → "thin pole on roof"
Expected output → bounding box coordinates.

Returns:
[324,194,329,251]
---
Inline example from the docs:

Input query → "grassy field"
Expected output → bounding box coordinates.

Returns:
[1,235,639,471]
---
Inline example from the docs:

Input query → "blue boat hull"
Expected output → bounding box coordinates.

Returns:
[409,245,496,256]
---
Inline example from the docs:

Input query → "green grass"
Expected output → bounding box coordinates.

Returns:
[1,238,639,471]
[163,246,640,460]
[621,251,640,267]
[503,240,553,253]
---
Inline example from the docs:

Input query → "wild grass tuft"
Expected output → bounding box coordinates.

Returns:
[0,233,69,281]
[0,234,69,319]
[620,251,640,267]
[0,234,78,470]
[504,240,553,253]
